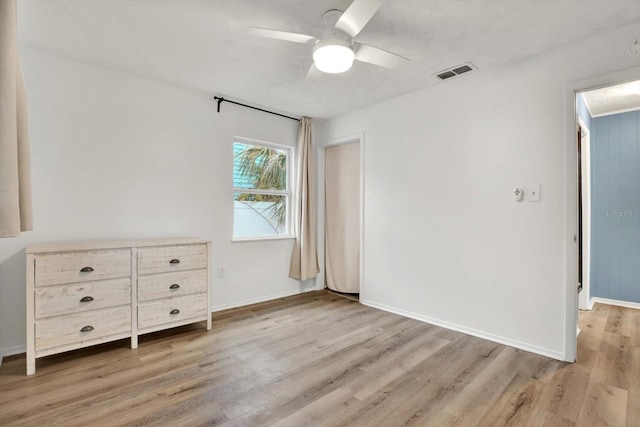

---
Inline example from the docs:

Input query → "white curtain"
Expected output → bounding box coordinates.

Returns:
[289,117,319,280]
[325,142,360,293]
[0,0,33,237]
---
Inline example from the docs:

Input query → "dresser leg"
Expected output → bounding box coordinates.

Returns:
[131,335,138,349]
[27,354,35,376]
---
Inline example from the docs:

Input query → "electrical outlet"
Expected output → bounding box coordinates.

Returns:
[217,266,225,278]
[525,185,541,202]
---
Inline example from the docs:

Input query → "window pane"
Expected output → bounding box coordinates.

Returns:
[234,192,287,237]
[233,142,287,191]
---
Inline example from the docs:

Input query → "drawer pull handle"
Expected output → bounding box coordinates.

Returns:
[170,309,180,315]
[169,284,180,290]
[80,266,94,273]
[169,259,180,265]
[80,325,94,333]
[80,296,94,303]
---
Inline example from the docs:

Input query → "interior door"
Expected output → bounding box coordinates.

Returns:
[325,142,360,294]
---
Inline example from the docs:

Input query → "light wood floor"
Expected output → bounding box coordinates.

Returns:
[1,291,638,426]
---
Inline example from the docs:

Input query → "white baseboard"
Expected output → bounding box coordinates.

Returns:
[590,297,640,310]
[211,288,313,312]
[361,299,565,362]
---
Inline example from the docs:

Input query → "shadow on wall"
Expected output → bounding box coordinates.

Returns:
[0,247,27,356]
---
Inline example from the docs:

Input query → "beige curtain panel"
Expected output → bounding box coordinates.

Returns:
[325,142,360,293]
[0,0,33,237]
[289,117,319,280]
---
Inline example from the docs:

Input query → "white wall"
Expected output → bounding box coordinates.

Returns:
[0,48,313,358]
[317,22,640,360]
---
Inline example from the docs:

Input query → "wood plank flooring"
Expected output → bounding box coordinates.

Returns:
[0,291,638,426]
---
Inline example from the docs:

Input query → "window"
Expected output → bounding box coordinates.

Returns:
[233,137,293,240]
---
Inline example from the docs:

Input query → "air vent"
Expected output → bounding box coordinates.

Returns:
[436,62,477,80]
[437,71,456,80]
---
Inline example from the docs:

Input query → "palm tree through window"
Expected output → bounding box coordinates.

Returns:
[233,138,292,239]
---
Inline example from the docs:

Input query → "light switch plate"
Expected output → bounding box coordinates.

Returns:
[525,185,541,202]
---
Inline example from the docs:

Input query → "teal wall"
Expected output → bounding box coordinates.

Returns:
[233,143,254,189]
[591,111,640,303]
[577,93,592,132]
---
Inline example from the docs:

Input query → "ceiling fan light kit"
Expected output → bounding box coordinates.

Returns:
[313,39,355,74]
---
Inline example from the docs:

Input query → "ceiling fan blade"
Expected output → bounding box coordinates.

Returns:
[355,43,409,69]
[248,27,316,44]
[335,0,385,38]
[305,63,323,81]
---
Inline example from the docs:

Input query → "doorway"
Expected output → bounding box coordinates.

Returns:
[577,81,640,311]
[569,78,640,362]
[324,141,361,296]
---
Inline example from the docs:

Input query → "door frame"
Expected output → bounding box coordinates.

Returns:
[316,133,365,298]
[577,117,592,311]
[563,65,640,362]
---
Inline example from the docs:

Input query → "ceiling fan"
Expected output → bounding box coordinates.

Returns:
[248,0,409,80]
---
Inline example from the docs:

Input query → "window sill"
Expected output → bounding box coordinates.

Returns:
[232,235,295,243]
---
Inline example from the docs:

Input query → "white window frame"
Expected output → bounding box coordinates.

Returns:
[232,136,294,242]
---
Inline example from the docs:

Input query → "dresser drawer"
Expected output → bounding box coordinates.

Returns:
[35,306,131,350]
[35,249,131,287]
[138,293,208,330]
[138,269,207,302]
[35,278,131,319]
[137,244,207,275]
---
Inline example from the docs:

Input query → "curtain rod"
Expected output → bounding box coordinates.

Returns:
[213,96,301,122]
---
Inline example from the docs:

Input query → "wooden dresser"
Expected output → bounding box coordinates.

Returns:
[25,238,211,375]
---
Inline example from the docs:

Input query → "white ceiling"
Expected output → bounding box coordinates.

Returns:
[581,80,640,117]
[17,0,640,119]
